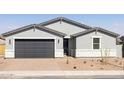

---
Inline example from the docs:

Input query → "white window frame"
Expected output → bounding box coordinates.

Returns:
[92,36,101,50]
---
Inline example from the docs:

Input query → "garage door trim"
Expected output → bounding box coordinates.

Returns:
[13,37,56,58]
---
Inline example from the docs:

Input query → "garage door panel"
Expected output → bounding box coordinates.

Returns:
[15,39,54,58]
[15,53,25,58]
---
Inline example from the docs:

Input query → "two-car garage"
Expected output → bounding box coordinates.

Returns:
[2,24,66,58]
[15,39,54,58]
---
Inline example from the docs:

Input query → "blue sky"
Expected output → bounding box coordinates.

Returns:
[0,14,124,35]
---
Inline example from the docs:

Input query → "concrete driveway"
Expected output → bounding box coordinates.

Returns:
[0,58,66,71]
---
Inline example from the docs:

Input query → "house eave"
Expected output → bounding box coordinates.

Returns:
[38,17,92,29]
[2,24,67,37]
[71,27,120,38]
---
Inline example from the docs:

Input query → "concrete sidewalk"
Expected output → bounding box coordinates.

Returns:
[0,71,124,79]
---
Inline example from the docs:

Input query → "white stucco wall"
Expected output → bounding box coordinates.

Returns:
[75,31,118,57]
[116,45,122,58]
[5,28,64,58]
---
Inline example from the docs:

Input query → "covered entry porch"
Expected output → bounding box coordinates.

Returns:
[63,38,75,57]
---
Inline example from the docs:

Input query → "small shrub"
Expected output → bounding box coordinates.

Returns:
[100,59,103,62]
[73,66,77,69]
[83,61,87,64]
[100,67,104,70]
[115,59,118,62]
[90,65,93,67]
[119,62,122,65]
[66,59,69,64]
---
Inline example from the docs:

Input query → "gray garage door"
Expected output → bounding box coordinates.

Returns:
[15,39,54,58]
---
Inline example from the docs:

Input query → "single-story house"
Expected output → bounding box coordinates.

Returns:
[1,17,122,58]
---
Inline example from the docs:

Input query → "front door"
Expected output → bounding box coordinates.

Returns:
[64,39,69,55]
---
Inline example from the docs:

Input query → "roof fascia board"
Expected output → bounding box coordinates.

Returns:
[39,17,92,29]
[2,25,67,37]
[71,28,119,38]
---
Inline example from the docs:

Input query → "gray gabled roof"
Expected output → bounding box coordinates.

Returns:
[2,24,67,37]
[71,27,120,38]
[38,17,92,29]
[36,25,67,37]
[2,24,34,37]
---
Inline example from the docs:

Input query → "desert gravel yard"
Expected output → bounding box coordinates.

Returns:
[0,56,124,71]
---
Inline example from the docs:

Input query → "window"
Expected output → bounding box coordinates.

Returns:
[93,38,100,49]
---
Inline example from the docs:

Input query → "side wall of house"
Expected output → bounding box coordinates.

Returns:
[5,28,64,58]
[116,45,122,58]
[75,31,119,57]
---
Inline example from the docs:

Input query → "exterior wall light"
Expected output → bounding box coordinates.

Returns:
[9,39,11,45]
[58,39,60,43]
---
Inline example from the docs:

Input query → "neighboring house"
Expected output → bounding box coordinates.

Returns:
[1,17,122,58]
[120,36,124,57]
[0,35,5,55]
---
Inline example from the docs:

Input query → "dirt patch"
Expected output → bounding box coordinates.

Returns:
[57,58,124,71]
[0,57,124,71]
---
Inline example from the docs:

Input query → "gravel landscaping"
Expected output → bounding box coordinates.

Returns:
[0,56,124,71]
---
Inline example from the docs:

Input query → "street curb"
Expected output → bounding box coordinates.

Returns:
[0,71,124,76]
